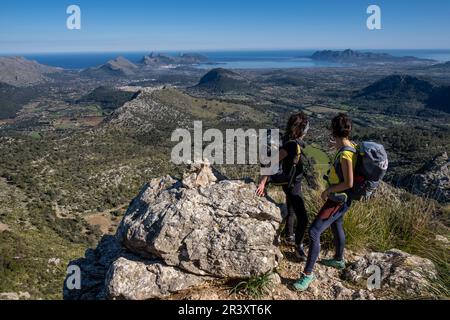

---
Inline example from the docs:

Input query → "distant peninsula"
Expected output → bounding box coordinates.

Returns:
[310,49,435,65]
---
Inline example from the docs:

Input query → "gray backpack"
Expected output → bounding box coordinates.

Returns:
[335,142,389,201]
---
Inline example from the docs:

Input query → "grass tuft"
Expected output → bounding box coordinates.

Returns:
[229,272,275,299]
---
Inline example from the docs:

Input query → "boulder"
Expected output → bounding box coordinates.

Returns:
[105,257,207,300]
[344,249,437,297]
[116,163,283,278]
[63,235,208,300]
[64,163,283,300]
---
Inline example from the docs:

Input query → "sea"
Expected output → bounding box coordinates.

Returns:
[6,49,450,70]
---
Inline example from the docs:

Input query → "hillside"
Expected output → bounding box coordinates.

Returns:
[0,56,62,86]
[76,86,140,114]
[352,75,450,115]
[427,61,450,70]
[354,75,433,101]
[427,86,450,113]
[80,56,138,78]
[351,75,437,114]
[193,68,253,94]
[0,82,43,119]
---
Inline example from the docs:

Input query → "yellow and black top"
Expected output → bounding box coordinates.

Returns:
[327,143,357,186]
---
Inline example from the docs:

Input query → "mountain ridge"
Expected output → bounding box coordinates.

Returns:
[311,49,435,65]
[0,56,62,86]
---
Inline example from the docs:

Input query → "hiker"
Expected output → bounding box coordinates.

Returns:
[256,112,311,260]
[293,113,357,291]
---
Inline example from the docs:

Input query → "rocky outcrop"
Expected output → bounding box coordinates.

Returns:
[63,163,440,300]
[64,163,282,300]
[105,257,207,300]
[116,163,283,278]
[399,152,449,203]
[344,249,437,298]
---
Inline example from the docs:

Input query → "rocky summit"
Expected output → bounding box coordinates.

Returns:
[64,163,283,300]
[62,163,441,301]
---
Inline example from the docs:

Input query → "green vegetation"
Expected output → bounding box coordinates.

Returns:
[353,125,450,178]
[229,272,275,299]
[0,83,42,119]
[301,183,449,297]
[29,131,41,140]
[303,144,330,176]
[0,128,180,299]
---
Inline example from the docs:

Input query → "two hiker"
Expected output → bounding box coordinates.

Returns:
[257,112,387,291]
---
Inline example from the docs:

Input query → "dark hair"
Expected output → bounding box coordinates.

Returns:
[285,112,309,140]
[331,113,352,138]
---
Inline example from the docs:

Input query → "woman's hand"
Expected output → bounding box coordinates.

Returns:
[256,181,267,197]
[321,188,331,201]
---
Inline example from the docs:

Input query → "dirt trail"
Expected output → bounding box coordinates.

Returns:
[84,204,128,235]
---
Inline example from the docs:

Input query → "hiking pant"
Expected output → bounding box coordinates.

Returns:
[304,199,351,274]
[283,183,308,246]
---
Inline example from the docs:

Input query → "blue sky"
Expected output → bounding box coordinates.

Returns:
[0,0,449,53]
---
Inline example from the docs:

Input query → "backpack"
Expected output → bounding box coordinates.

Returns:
[269,140,302,189]
[333,142,388,201]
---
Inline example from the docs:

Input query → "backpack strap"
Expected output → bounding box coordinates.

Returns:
[287,140,302,188]
[293,141,302,165]
[333,146,357,182]
[333,146,356,165]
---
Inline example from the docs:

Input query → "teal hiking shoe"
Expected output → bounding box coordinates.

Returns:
[320,258,346,270]
[293,273,316,292]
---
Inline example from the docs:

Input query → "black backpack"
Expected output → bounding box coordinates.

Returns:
[270,140,303,189]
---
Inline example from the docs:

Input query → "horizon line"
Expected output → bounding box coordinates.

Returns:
[2,48,450,56]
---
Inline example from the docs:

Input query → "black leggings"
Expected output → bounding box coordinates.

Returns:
[283,185,308,246]
[304,201,351,274]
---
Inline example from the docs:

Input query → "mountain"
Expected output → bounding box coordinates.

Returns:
[353,75,450,114]
[310,49,434,65]
[141,53,177,67]
[427,86,450,113]
[354,75,434,102]
[140,52,208,67]
[80,56,138,78]
[193,68,253,93]
[0,56,62,86]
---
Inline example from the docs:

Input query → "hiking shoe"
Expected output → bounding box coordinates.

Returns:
[285,235,296,246]
[320,258,346,270]
[293,273,316,292]
[295,245,307,262]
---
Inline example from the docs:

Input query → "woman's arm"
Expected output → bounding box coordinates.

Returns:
[321,159,354,200]
[256,148,289,197]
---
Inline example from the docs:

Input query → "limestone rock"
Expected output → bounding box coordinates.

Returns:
[399,152,449,203]
[344,249,437,297]
[116,163,282,278]
[182,161,218,189]
[105,257,207,300]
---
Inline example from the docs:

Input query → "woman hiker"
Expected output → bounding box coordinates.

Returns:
[256,112,311,260]
[293,113,357,291]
